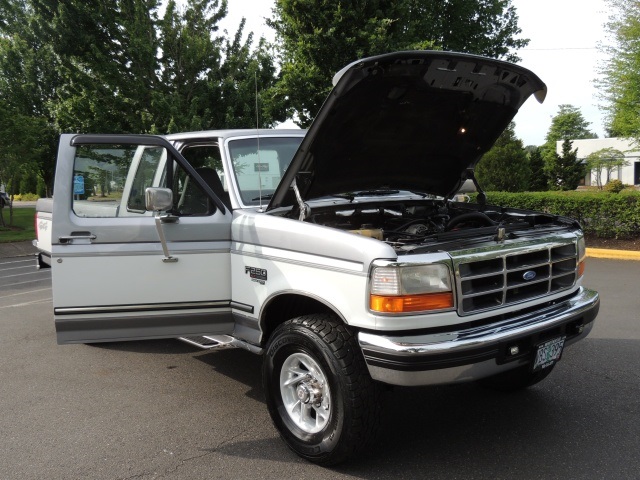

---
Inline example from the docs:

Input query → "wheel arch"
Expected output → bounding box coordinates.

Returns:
[259,291,347,345]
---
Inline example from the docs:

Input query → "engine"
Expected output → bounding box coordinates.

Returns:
[297,198,576,254]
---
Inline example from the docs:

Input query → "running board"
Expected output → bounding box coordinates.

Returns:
[179,335,236,349]
[178,335,263,354]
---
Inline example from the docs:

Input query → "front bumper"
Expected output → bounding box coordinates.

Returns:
[358,287,599,386]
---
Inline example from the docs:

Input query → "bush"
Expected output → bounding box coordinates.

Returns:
[478,190,640,239]
[604,179,625,193]
[12,193,40,201]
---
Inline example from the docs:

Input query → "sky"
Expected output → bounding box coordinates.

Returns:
[218,0,611,146]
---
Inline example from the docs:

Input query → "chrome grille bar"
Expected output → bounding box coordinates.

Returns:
[453,240,578,316]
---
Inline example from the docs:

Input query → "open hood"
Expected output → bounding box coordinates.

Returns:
[268,51,546,211]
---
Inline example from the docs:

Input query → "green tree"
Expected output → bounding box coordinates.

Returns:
[527,146,547,191]
[269,0,529,127]
[155,2,284,132]
[2,0,284,197]
[217,22,285,129]
[154,0,226,133]
[598,0,640,140]
[32,0,164,133]
[0,101,50,224]
[585,148,628,189]
[543,104,598,145]
[30,0,282,134]
[475,123,530,192]
[540,105,596,189]
[405,0,528,62]
[0,1,60,196]
[546,139,586,191]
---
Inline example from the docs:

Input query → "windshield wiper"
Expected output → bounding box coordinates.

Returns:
[251,193,273,201]
[333,189,400,201]
[408,190,431,198]
[355,189,400,196]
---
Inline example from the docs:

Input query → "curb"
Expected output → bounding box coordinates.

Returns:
[586,248,640,261]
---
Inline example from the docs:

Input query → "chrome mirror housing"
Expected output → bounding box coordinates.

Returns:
[145,187,173,212]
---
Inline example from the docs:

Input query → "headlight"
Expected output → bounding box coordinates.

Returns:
[370,263,454,313]
[577,235,586,262]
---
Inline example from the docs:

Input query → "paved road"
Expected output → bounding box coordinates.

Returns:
[1,257,638,479]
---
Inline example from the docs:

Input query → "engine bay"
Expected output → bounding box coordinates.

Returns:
[286,198,579,254]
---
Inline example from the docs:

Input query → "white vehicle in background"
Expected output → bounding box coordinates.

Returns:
[33,51,599,465]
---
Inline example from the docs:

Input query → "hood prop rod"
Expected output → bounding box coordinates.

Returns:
[291,178,310,221]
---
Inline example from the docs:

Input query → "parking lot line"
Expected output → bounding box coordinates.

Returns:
[2,270,49,279]
[0,297,52,309]
[0,258,34,265]
[0,287,52,300]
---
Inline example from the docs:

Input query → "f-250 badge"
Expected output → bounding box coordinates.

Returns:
[245,266,267,284]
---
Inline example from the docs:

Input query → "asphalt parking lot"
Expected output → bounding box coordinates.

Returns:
[1,254,639,479]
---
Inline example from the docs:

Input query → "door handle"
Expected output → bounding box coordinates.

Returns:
[58,233,97,244]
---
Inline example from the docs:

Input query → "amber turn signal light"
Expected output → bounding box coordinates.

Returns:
[370,292,454,313]
[578,260,586,278]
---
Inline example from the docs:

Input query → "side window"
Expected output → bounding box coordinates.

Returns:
[126,147,164,213]
[72,144,137,218]
[172,160,216,216]
[72,143,216,218]
[179,144,230,211]
[181,145,223,177]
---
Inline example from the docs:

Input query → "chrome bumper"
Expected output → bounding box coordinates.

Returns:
[358,287,599,386]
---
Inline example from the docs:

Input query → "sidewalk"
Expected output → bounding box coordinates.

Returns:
[9,201,37,208]
[0,240,38,258]
[1,239,639,260]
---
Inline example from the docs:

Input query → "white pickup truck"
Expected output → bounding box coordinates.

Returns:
[34,51,599,465]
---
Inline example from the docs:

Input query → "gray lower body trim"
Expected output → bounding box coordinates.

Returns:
[55,300,231,316]
[55,310,233,344]
[230,301,254,314]
[232,312,262,345]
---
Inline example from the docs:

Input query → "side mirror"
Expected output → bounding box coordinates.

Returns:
[146,187,178,263]
[145,187,173,212]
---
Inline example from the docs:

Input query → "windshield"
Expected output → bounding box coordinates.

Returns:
[227,136,303,206]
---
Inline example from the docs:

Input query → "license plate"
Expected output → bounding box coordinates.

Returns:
[533,336,566,371]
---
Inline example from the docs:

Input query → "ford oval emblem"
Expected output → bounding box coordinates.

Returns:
[523,270,537,281]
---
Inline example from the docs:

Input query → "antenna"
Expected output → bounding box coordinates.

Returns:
[255,72,263,211]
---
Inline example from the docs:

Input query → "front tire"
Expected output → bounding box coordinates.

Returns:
[263,314,380,465]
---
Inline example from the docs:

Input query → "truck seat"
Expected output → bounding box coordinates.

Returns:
[196,167,231,210]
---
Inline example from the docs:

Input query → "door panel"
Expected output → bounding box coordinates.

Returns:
[52,134,232,344]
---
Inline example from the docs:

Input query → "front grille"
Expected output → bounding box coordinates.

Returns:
[455,242,578,315]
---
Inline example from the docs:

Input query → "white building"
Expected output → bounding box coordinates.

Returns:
[557,138,640,187]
